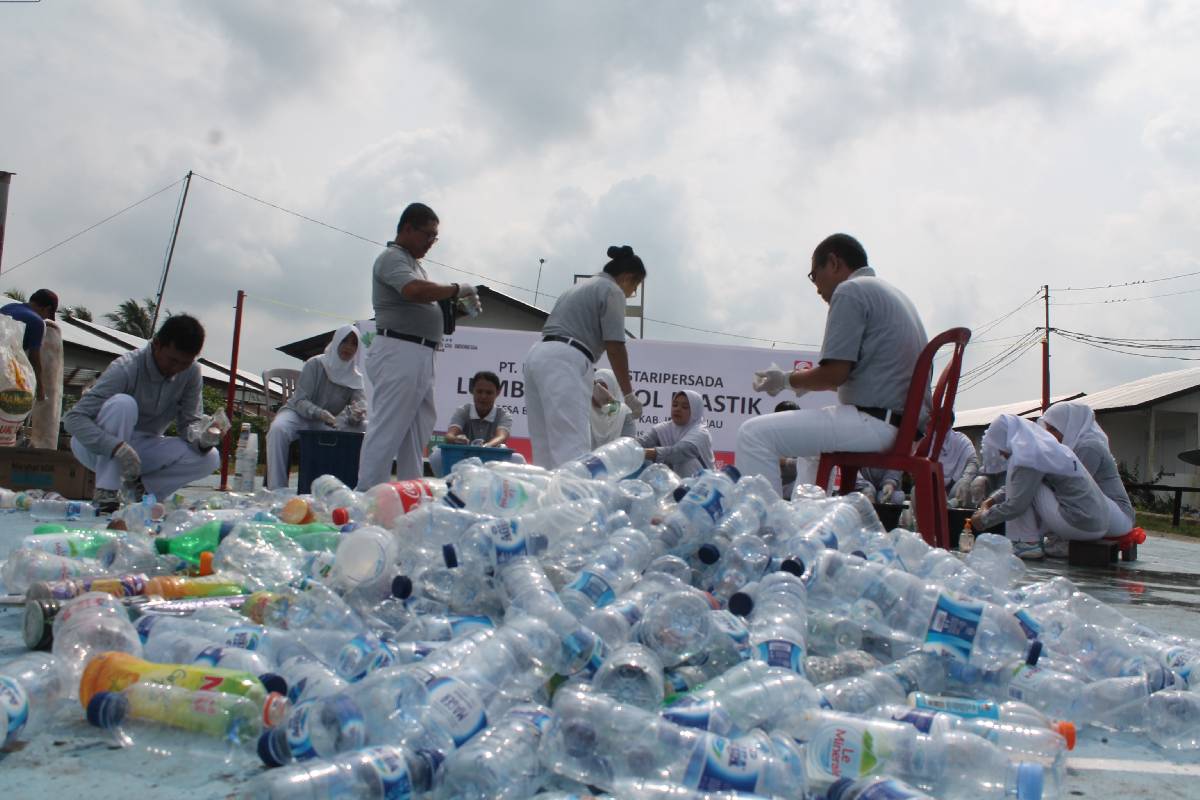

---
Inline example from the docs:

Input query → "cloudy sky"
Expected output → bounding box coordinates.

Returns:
[2,0,1198,410]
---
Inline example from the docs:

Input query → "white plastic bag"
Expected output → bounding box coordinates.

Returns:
[0,316,36,446]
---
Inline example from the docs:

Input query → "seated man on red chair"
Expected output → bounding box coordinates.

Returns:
[735,233,929,497]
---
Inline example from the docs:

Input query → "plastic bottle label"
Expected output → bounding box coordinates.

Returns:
[888,708,937,734]
[578,454,607,479]
[756,639,804,674]
[285,700,321,761]
[337,636,378,681]
[425,676,487,747]
[223,625,264,652]
[487,523,529,566]
[509,705,554,735]
[694,732,768,792]
[447,615,494,636]
[857,779,931,799]
[365,746,416,800]
[688,485,726,523]
[1006,665,1053,703]
[565,571,615,608]
[910,693,1000,720]
[491,479,528,512]
[1014,610,1041,640]
[0,676,30,742]
[65,502,83,519]
[194,646,228,667]
[924,594,982,662]
[663,698,719,731]
[808,721,884,780]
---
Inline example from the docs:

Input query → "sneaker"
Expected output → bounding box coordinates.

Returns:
[1043,535,1070,559]
[93,488,121,514]
[1012,541,1045,560]
[121,478,147,504]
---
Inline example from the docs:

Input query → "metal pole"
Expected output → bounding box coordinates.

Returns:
[152,170,192,334]
[0,172,14,273]
[533,258,545,307]
[219,289,245,491]
[1041,284,1050,413]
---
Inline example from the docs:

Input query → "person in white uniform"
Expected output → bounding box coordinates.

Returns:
[637,389,714,479]
[590,368,637,448]
[64,314,222,511]
[1040,402,1135,536]
[523,245,645,469]
[970,413,1109,560]
[938,424,981,507]
[356,203,478,488]
[854,467,905,504]
[736,234,929,497]
[266,325,366,490]
[428,370,525,475]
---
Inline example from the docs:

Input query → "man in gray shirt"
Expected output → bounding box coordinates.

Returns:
[357,202,479,487]
[65,314,222,511]
[736,233,928,496]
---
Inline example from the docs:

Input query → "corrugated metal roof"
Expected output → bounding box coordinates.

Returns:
[954,393,1085,429]
[60,318,268,392]
[1076,366,1200,413]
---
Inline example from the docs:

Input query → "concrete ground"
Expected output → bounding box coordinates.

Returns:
[0,489,1197,797]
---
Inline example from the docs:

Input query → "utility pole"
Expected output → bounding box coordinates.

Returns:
[533,258,545,308]
[219,289,246,491]
[0,172,13,273]
[1041,284,1051,413]
[152,170,193,334]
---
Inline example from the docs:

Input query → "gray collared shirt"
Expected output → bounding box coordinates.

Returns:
[286,357,366,421]
[820,266,928,414]
[372,243,443,342]
[541,272,627,361]
[65,345,205,456]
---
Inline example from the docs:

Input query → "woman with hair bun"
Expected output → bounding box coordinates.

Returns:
[522,245,646,468]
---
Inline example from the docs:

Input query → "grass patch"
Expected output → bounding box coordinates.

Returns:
[1136,509,1200,538]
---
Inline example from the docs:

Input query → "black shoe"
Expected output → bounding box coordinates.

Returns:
[93,488,121,514]
[121,478,146,505]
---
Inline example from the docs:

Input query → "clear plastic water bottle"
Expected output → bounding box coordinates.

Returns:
[907,692,1076,749]
[544,684,807,796]
[633,587,715,668]
[702,532,771,603]
[311,474,370,524]
[51,592,144,699]
[1003,663,1167,727]
[559,436,647,481]
[332,525,400,591]
[277,655,348,705]
[0,652,65,747]
[878,703,1071,767]
[498,557,607,677]
[662,659,822,737]
[246,744,437,799]
[29,499,99,521]
[234,423,259,494]
[559,527,654,618]
[0,548,110,594]
[592,642,665,709]
[964,533,1025,589]
[826,776,936,800]
[656,467,740,556]
[638,462,682,497]
[438,703,556,799]
[444,465,536,517]
[803,651,880,685]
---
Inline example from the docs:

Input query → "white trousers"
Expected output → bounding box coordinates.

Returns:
[735,404,898,498]
[70,394,220,497]
[266,409,339,490]
[1005,483,1107,543]
[523,340,592,469]
[356,337,436,488]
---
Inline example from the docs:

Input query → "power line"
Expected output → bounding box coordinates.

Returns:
[1,177,185,275]
[959,334,1042,393]
[1052,285,1200,306]
[960,329,1043,380]
[1056,268,1200,292]
[1054,330,1200,361]
[1054,329,1200,351]
[972,290,1042,338]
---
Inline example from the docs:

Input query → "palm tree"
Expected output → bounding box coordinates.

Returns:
[104,297,158,339]
[2,289,26,302]
[60,304,93,322]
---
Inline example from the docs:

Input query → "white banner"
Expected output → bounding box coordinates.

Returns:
[358,324,835,465]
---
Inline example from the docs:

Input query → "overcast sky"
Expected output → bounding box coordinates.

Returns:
[2,0,1198,410]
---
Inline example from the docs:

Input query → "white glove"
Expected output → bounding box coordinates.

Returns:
[112,442,141,480]
[752,365,788,396]
[198,425,223,448]
[456,283,478,300]
[320,410,338,427]
[878,482,897,504]
[347,402,367,425]
[623,391,644,417]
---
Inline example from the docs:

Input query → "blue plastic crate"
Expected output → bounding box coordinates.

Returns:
[297,429,364,494]
[435,443,516,477]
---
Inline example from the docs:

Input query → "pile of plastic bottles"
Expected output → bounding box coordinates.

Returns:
[1,435,1199,800]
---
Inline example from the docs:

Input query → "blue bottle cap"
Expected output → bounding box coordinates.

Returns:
[779,557,805,577]
[697,544,720,565]
[86,691,129,730]
[1016,763,1044,800]
[824,778,854,800]
[728,591,754,618]
[442,544,459,568]
[443,491,465,509]
[672,486,689,503]
[257,727,289,768]
[259,672,288,696]
[392,574,414,599]
[722,464,742,482]
[1026,640,1043,666]
[851,550,867,560]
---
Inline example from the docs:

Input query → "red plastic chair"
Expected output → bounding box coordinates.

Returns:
[815,327,972,549]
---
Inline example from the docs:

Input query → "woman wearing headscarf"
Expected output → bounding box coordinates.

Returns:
[970,413,1108,560]
[1040,402,1134,536]
[939,428,981,507]
[267,325,367,489]
[636,390,714,478]
[523,245,646,468]
[590,368,636,448]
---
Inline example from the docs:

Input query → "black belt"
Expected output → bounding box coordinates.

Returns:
[857,406,903,427]
[379,328,438,349]
[542,335,594,362]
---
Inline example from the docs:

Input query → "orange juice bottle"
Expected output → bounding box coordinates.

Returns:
[79,651,271,709]
[142,573,246,599]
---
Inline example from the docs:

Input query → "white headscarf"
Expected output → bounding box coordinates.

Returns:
[591,369,631,446]
[1040,402,1110,452]
[320,325,364,390]
[981,413,1081,481]
[650,390,715,467]
[938,429,977,483]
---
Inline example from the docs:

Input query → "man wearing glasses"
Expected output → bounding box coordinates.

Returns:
[357,202,478,487]
[735,233,928,497]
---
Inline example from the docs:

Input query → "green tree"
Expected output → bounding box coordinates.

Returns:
[104,297,158,338]
[60,304,93,322]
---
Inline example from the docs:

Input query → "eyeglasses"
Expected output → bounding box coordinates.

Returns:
[417,228,439,243]
[807,258,828,283]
